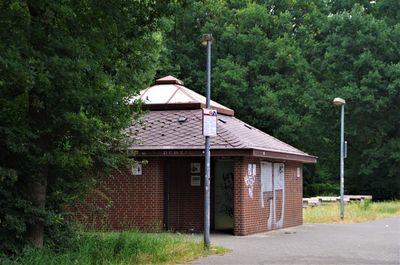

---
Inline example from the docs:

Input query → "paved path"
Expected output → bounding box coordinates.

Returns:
[191,217,400,265]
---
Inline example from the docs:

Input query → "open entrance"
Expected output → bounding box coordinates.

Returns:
[165,158,203,233]
[213,159,234,233]
[164,158,234,234]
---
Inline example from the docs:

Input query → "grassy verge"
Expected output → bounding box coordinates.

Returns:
[304,200,400,224]
[0,232,227,265]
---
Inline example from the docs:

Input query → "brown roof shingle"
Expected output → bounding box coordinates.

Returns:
[126,109,316,162]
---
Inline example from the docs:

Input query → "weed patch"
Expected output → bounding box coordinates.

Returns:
[0,232,227,265]
[304,200,400,224]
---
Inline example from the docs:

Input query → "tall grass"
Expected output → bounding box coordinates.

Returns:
[0,232,226,265]
[304,200,400,224]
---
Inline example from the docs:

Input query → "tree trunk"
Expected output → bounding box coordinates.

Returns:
[26,179,47,247]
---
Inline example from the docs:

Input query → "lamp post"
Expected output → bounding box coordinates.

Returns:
[202,33,212,248]
[333,97,346,220]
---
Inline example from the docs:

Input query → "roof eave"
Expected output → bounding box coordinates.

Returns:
[252,149,317,163]
[142,103,235,116]
[130,146,317,163]
[132,148,253,157]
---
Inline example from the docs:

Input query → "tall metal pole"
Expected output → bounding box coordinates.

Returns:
[340,104,345,220]
[204,34,212,248]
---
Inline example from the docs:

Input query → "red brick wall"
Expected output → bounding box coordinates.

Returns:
[74,157,164,230]
[283,162,303,228]
[73,156,303,235]
[233,157,303,235]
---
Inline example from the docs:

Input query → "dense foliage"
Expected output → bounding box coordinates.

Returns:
[0,0,168,253]
[1,0,399,256]
[158,0,399,200]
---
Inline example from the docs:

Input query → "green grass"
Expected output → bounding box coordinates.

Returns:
[0,232,227,265]
[304,200,400,224]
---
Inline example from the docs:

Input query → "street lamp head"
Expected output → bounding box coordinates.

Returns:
[333,97,346,106]
[201,33,213,46]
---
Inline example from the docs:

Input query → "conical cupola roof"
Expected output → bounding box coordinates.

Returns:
[134,75,234,116]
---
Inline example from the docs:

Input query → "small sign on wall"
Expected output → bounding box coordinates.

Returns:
[132,164,142,175]
[191,175,201,186]
[191,162,201,173]
[297,167,301,178]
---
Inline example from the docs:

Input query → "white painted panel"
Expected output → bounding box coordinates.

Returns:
[261,162,273,192]
[274,163,285,190]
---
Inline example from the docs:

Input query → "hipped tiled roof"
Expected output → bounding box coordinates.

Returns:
[127,75,316,163]
[126,109,316,162]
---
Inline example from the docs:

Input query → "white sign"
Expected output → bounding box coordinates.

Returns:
[191,175,201,186]
[190,162,201,173]
[132,164,142,175]
[203,108,217,137]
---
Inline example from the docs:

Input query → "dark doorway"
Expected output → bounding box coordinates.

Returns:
[165,158,203,233]
[214,159,234,233]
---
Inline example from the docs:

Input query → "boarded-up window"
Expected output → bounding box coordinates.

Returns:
[261,162,273,192]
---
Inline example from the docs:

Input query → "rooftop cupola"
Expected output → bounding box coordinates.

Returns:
[154,75,184,85]
[133,75,234,116]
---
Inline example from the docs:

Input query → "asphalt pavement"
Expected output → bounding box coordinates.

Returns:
[190,217,400,265]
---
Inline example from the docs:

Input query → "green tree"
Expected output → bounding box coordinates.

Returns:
[312,4,400,199]
[0,0,168,252]
[159,0,399,199]
[158,0,330,189]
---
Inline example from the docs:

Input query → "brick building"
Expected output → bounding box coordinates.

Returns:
[77,75,316,235]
